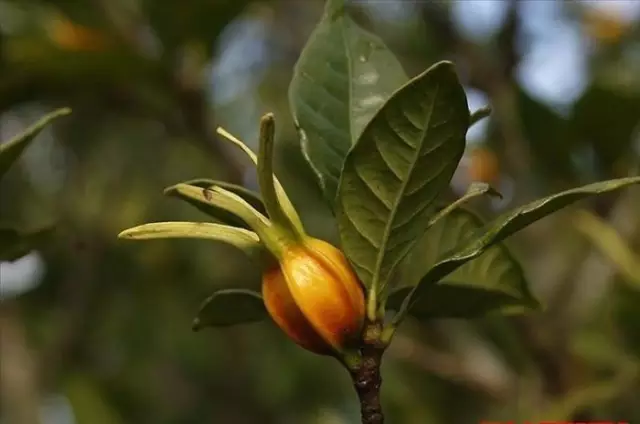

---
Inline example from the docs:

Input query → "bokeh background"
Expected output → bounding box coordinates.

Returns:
[1,1,640,423]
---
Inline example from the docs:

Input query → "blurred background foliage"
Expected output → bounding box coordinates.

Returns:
[0,0,639,423]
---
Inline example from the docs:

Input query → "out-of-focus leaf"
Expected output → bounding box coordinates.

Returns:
[574,210,640,288]
[517,87,575,181]
[532,364,638,422]
[571,81,640,172]
[118,221,265,264]
[192,288,267,330]
[336,61,468,296]
[167,179,266,228]
[289,0,408,203]
[0,108,71,181]
[571,331,631,368]
[387,209,536,319]
[615,284,640,358]
[0,226,53,262]
[394,176,640,321]
[163,184,272,241]
[142,0,250,54]
[66,374,123,424]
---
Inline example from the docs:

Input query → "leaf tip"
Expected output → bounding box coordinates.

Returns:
[192,318,203,332]
[323,0,346,20]
[469,181,502,199]
[487,185,503,199]
[261,112,275,124]
[118,226,147,240]
[164,183,191,197]
[520,292,543,312]
[431,60,456,73]
[56,107,72,116]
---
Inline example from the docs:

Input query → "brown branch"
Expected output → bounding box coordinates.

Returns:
[348,321,386,424]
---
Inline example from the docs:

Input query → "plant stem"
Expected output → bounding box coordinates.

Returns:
[350,322,385,424]
[469,105,491,127]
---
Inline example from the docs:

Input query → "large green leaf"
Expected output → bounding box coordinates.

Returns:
[164,181,265,229]
[387,209,537,319]
[288,0,408,203]
[393,176,640,322]
[336,61,469,296]
[0,108,71,181]
[0,226,53,262]
[192,289,267,330]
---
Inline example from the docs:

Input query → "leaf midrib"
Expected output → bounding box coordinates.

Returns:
[371,82,440,293]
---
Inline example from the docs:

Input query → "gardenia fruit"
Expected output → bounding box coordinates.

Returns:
[262,237,365,355]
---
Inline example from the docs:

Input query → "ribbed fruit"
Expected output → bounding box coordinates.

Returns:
[262,238,365,355]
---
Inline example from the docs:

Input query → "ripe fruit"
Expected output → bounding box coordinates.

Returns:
[262,237,365,355]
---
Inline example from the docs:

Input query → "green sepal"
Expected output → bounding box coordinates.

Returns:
[257,114,302,240]
[165,180,266,228]
[118,221,265,264]
[192,289,268,330]
[216,126,304,233]
[178,179,266,213]
[165,183,294,260]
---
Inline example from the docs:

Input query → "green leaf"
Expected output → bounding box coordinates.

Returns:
[387,209,537,319]
[394,176,640,322]
[169,179,266,227]
[288,0,408,203]
[192,289,267,330]
[0,108,71,181]
[532,364,638,423]
[0,226,53,261]
[426,181,501,228]
[336,61,469,298]
[118,221,265,263]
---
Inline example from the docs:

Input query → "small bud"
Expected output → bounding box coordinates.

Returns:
[262,237,365,355]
